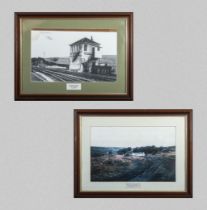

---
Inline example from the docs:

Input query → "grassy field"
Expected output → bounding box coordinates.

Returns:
[91,146,175,182]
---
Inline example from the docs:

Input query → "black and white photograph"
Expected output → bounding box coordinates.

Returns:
[31,30,117,83]
[15,13,133,100]
[91,126,176,182]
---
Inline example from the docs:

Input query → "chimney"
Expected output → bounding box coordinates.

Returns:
[91,36,93,41]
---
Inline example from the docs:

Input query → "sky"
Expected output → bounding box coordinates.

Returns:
[31,30,117,58]
[91,126,175,147]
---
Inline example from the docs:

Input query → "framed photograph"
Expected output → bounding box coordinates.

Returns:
[15,12,133,100]
[74,109,193,198]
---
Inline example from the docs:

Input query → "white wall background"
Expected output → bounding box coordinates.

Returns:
[0,0,206,209]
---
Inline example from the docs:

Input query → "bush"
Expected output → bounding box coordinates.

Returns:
[117,147,132,155]
[133,146,159,155]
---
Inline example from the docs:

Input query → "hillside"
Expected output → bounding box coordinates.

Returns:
[91,146,175,182]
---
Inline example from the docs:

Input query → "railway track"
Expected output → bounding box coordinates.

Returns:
[33,67,95,82]
[32,67,116,82]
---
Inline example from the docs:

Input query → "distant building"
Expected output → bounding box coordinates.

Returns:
[132,152,145,157]
[69,37,112,74]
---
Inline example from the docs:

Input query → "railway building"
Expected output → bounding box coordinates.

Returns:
[69,37,112,75]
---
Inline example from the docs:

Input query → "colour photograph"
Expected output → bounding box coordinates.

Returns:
[75,109,192,197]
[91,126,176,182]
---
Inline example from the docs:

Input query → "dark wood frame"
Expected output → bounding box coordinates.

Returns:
[74,109,193,198]
[14,12,133,101]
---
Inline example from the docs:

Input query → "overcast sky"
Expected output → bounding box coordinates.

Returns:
[91,126,175,147]
[31,30,117,58]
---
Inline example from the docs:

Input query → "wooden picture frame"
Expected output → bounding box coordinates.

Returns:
[15,12,133,101]
[74,109,193,198]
